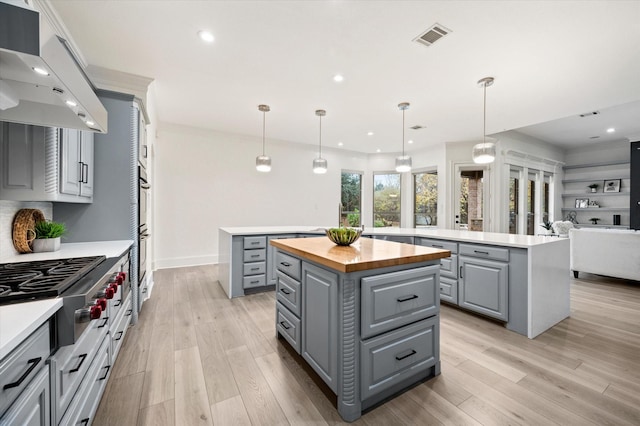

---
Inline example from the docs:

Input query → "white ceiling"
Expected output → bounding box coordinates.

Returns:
[49,0,640,153]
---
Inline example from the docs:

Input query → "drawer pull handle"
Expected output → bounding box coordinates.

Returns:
[280,262,291,267]
[80,418,90,426]
[251,267,260,271]
[115,331,124,341]
[460,266,463,278]
[474,250,490,255]
[440,286,444,291]
[397,294,418,303]
[251,254,260,258]
[280,288,291,295]
[279,321,291,330]
[395,349,417,361]
[251,241,260,245]
[126,309,132,316]
[432,244,444,248]
[99,365,111,381]
[250,280,259,284]
[3,357,41,390]
[70,353,88,373]
[114,300,122,307]
[98,317,109,328]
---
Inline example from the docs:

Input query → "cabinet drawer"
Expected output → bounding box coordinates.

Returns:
[243,262,266,276]
[361,265,440,339]
[276,271,301,317]
[276,302,301,354]
[111,296,132,362]
[459,243,509,262]
[276,251,301,280]
[439,254,458,279]
[439,276,458,304]
[243,249,266,262]
[243,275,266,289]
[0,322,50,417]
[417,238,458,254]
[243,236,266,249]
[361,317,439,401]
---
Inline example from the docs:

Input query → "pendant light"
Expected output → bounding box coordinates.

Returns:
[395,102,412,173]
[256,104,271,172]
[472,77,496,164]
[312,109,328,174]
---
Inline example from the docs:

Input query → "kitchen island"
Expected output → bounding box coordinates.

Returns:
[270,236,450,422]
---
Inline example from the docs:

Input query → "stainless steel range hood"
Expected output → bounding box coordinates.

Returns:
[0,1,107,132]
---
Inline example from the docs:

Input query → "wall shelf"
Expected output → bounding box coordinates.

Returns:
[561,192,629,198]
[561,207,629,212]
[574,224,630,229]
[563,160,630,170]
[562,177,629,184]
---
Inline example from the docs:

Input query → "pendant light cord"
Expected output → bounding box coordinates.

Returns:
[319,114,322,157]
[262,110,266,156]
[402,108,406,157]
[483,81,487,147]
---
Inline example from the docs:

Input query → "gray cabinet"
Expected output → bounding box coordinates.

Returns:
[242,236,267,289]
[0,366,50,426]
[267,234,297,285]
[60,128,94,199]
[459,246,509,321]
[416,238,458,304]
[301,262,339,393]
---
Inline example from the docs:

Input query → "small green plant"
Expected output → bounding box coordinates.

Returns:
[347,209,360,227]
[34,220,66,239]
[590,217,600,225]
[540,220,553,231]
[587,183,599,189]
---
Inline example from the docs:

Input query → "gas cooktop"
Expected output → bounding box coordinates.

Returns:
[0,256,106,304]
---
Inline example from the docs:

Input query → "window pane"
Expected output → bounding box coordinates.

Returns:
[373,173,401,227]
[543,174,551,224]
[509,176,519,234]
[527,174,536,235]
[460,170,483,231]
[341,172,362,227]
[414,172,437,227]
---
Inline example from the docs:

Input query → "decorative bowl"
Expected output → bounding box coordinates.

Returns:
[325,227,362,246]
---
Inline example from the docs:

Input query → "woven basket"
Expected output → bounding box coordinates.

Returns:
[12,208,46,253]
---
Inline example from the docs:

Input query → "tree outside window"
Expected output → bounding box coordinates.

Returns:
[414,172,437,227]
[341,172,362,227]
[373,173,401,227]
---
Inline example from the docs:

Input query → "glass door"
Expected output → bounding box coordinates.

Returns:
[454,166,488,231]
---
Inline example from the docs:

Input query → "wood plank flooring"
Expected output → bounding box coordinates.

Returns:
[94,266,640,425]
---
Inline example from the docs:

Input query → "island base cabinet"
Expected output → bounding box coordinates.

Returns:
[276,302,301,354]
[439,276,458,304]
[459,256,508,321]
[360,317,438,402]
[0,366,50,426]
[301,262,339,393]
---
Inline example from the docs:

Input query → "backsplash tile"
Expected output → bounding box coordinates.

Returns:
[0,200,53,259]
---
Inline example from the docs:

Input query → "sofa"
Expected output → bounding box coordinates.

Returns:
[569,228,640,281]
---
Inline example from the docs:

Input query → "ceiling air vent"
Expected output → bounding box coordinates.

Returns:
[414,24,451,47]
[410,125,426,130]
[579,111,600,117]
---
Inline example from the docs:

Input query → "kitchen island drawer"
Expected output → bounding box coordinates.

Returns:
[276,271,301,317]
[276,251,301,280]
[243,275,266,289]
[459,243,509,262]
[276,302,301,354]
[439,276,458,304]
[243,249,266,262]
[439,254,458,279]
[361,317,438,401]
[244,236,266,249]
[0,322,50,417]
[361,265,439,339]
[416,238,458,254]
[243,262,266,276]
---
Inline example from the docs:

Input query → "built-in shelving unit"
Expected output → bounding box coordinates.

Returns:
[562,161,630,228]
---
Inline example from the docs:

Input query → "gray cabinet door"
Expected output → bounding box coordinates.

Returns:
[0,123,43,196]
[79,131,94,198]
[267,235,297,285]
[301,262,338,393]
[0,366,50,426]
[60,128,82,196]
[459,255,508,321]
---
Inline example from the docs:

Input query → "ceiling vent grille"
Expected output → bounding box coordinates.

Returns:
[579,111,600,117]
[414,24,451,47]
[410,125,426,130]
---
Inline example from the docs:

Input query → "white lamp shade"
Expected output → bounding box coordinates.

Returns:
[313,157,328,174]
[256,155,271,172]
[472,142,496,164]
[395,155,412,172]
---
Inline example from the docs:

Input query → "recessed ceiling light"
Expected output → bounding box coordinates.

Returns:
[65,100,77,107]
[333,74,344,82]
[198,30,215,43]
[367,132,374,136]
[408,140,414,144]
[606,128,615,133]
[338,142,343,146]
[33,67,49,76]
[86,120,94,126]
[376,148,381,153]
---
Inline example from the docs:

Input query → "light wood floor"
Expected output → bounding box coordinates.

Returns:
[94,266,640,425]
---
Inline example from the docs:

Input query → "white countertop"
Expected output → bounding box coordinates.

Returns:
[0,240,133,263]
[0,298,62,359]
[219,226,564,248]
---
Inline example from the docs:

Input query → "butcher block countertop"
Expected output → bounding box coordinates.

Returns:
[270,236,450,273]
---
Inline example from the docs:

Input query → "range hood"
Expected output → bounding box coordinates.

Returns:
[0,1,107,132]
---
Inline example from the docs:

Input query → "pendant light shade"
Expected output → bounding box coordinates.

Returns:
[313,109,327,174]
[473,77,496,164]
[256,104,271,172]
[395,102,412,173]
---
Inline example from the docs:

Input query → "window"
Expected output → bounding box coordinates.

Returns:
[543,173,552,224]
[509,169,521,234]
[341,171,362,227]
[414,171,437,227]
[460,170,484,231]
[373,172,401,227]
[527,171,537,235]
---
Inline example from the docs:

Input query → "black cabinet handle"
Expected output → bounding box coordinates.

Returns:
[250,280,259,284]
[2,357,41,390]
[474,250,490,255]
[115,331,124,341]
[80,419,89,426]
[78,161,84,183]
[251,254,260,258]
[279,321,290,330]
[280,288,291,295]
[114,300,122,307]
[251,241,260,245]
[460,266,463,278]
[397,294,418,303]
[99,365,111,381]
[126,309,132,316]
[70,353,88,373]
[98,317,109,328]
[83,163,89,183]
[395,349,417,361]
[432,244,444,248]
[280,262,291,267]
[251,267,260,271]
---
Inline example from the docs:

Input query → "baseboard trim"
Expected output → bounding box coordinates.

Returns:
[155,255,218,269]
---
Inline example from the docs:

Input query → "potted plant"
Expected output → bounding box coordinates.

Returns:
[588,183,599,193]
[32,220,66,252]
[540,220,553,235]
[590,217,600,225]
